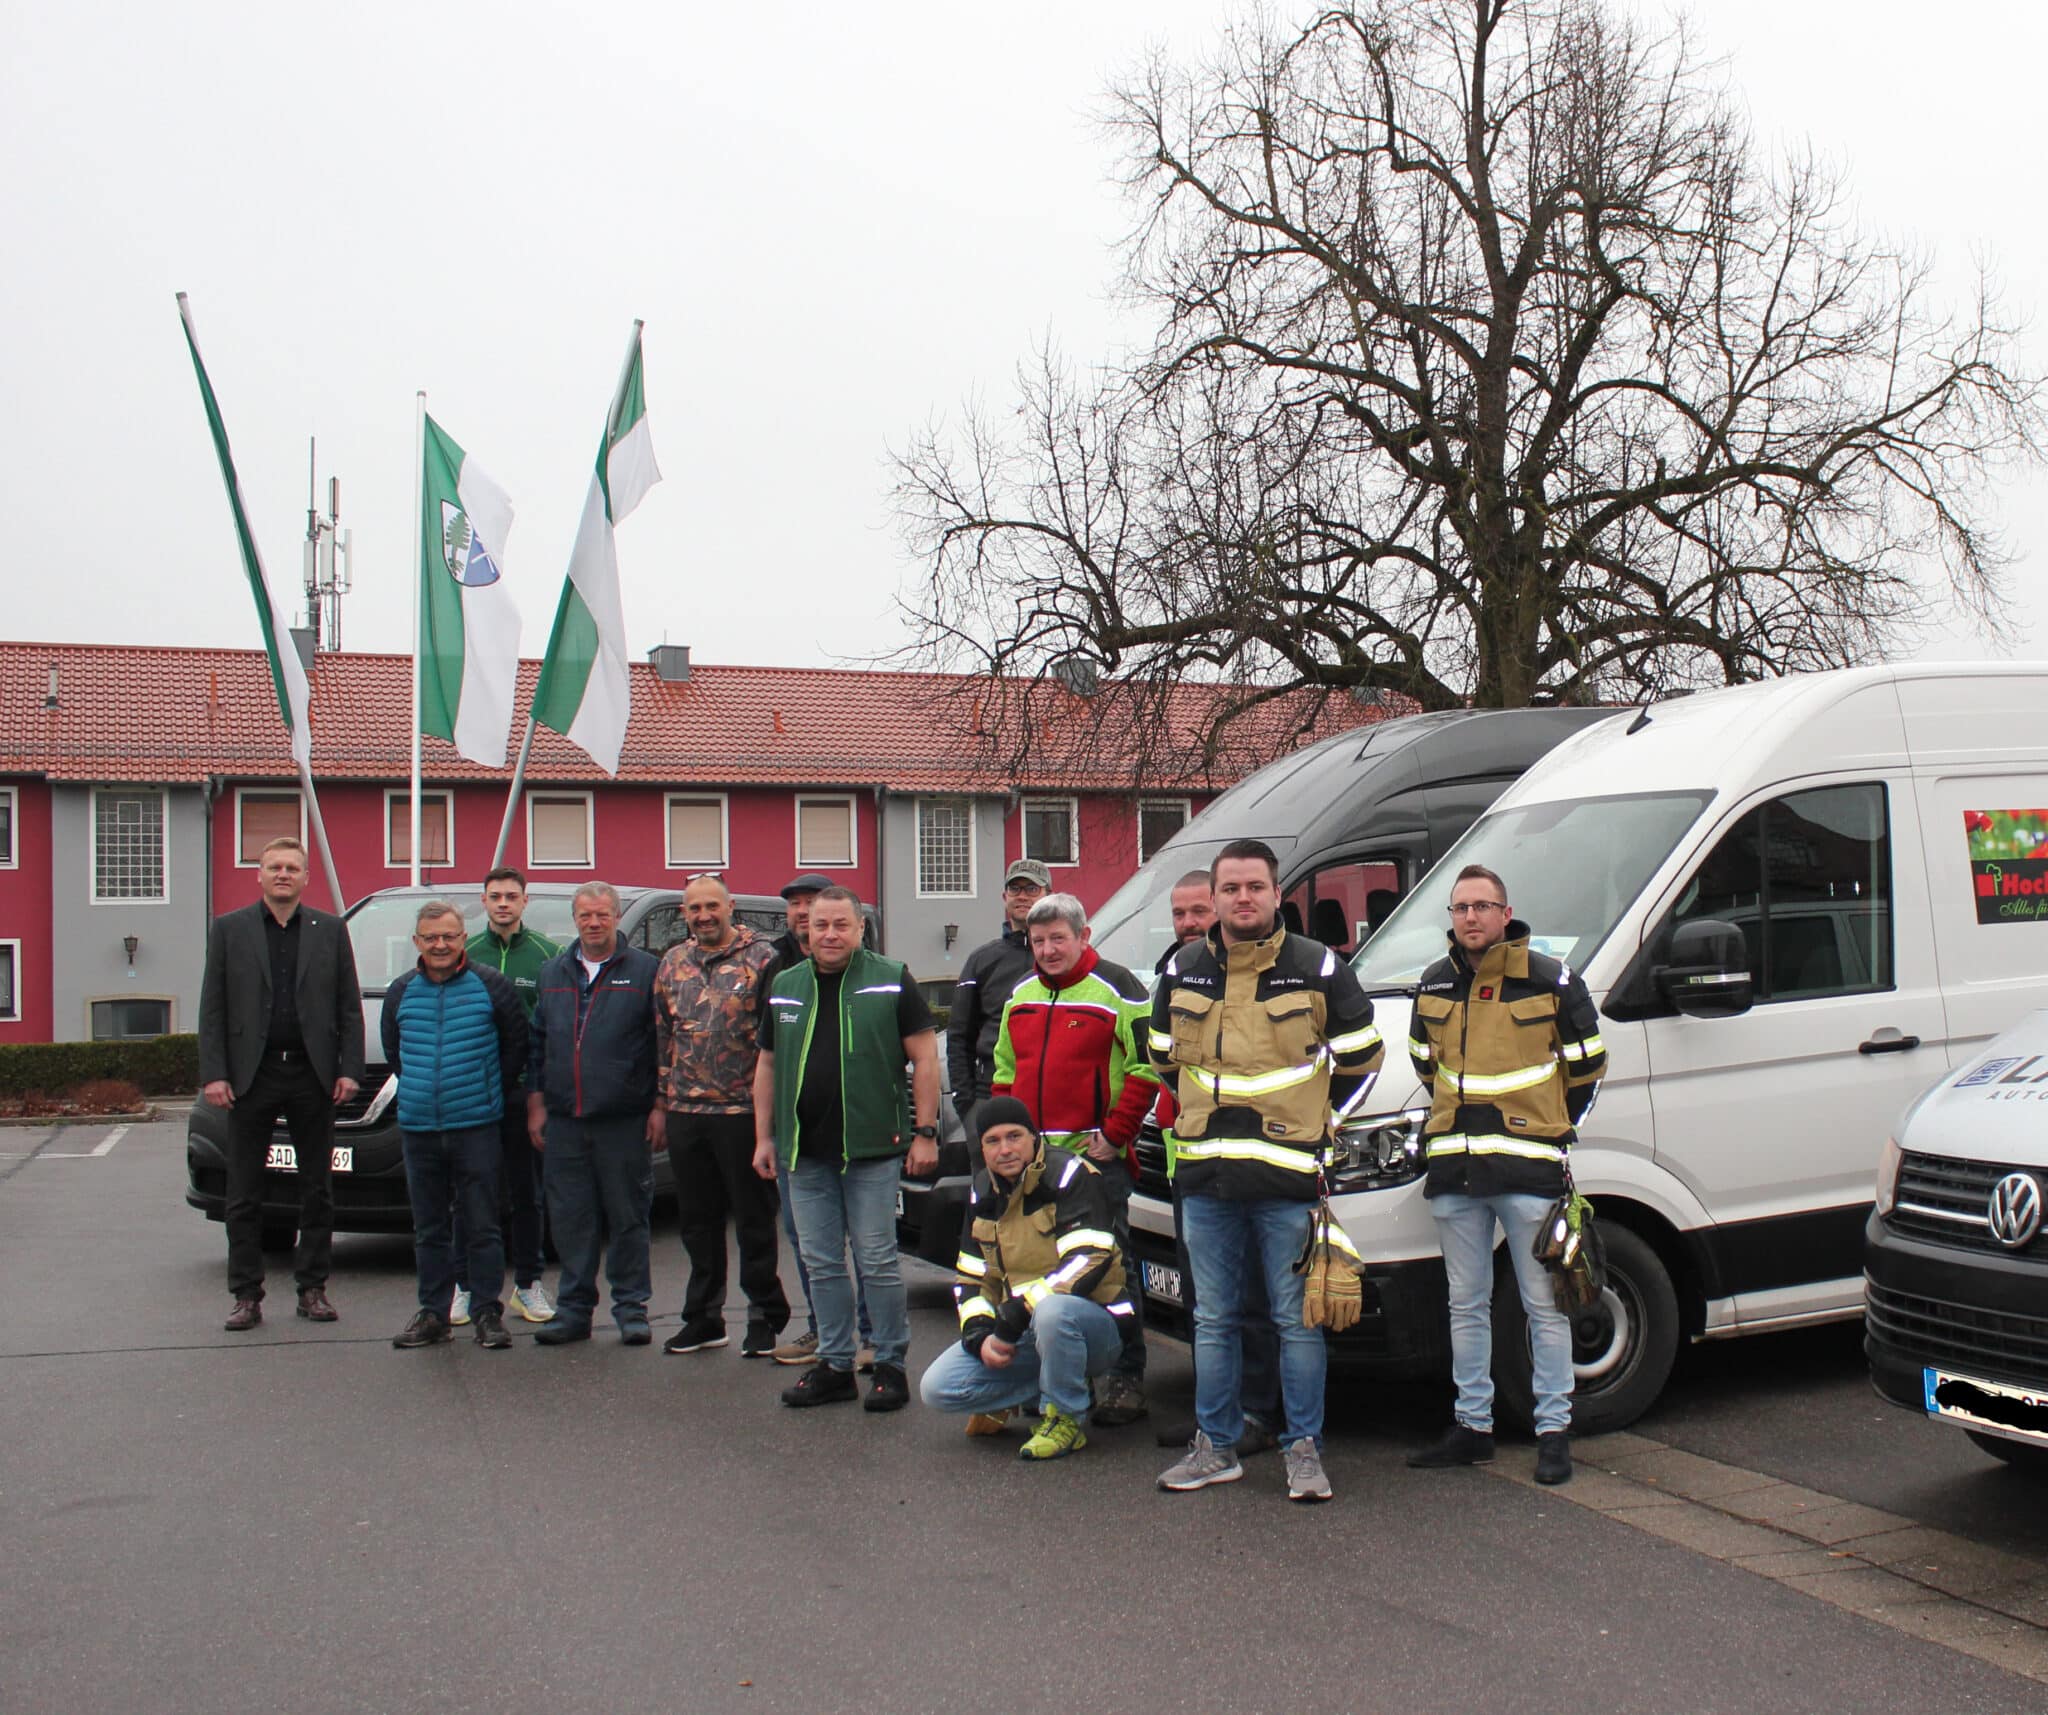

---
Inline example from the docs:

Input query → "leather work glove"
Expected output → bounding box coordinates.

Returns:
[1296,1203,1366,1332]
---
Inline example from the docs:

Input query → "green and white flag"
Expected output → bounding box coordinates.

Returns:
[419,415,520,766]
[175,293,312,766]
[530,322,660,774]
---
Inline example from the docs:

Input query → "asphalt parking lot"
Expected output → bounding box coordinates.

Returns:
[4,1117,2047,1715]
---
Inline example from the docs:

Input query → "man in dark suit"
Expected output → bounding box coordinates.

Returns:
[198,835,365,1331]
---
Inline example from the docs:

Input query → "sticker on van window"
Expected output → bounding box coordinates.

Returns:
[1964,810,2048,925]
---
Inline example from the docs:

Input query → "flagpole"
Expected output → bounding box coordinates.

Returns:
[300,758,346,913]
[491,711,537,872]
[410,390,425,888]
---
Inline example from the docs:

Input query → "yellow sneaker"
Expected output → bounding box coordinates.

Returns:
[1019,1408,1087,1461]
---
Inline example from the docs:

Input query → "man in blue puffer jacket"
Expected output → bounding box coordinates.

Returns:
[381,899,528,1351]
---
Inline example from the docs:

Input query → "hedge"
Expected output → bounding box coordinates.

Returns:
[0,1034,200,1097]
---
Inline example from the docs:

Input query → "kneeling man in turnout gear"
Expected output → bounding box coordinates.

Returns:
[917,1099,1137,1461]
[1405,864,1607,1487]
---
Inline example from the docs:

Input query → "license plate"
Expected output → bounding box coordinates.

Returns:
[895,1189,906,1218]
[1925,1365,2048,1447]
[1141,1260,1184,1306]
[265,1144,353,1173]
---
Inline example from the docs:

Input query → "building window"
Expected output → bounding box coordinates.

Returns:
[235,789,304,866]
[665,795,728,869]
[385,791,454,868]
[1022,795,1079,867]
[527,792,593,868]
[0,785,15,868]
[0,940,18,1023]
[917,797,974,898]
[1138,798,1191,862]
[91,997,171,1039]
[796,795,857,868]
[93,790,167,902]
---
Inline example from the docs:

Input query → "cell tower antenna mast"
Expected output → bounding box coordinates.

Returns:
[302,437,352,651]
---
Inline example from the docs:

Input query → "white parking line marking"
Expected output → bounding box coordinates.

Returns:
[90,1125,129,1156]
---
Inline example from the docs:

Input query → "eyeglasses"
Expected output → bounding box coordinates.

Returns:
[1447,901,1508,917]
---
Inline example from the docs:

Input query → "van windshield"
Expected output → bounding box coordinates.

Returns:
[345,893,581,988]
[1351,791,1714,987]
[1088,838,1237,980]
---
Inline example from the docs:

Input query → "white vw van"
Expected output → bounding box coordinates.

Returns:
[1866,1012,2048,1475]
[1126,663,2048,1433]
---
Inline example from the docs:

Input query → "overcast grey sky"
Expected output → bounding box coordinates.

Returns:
[2,1,2041,674]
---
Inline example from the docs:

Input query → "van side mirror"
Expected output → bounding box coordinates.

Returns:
[1656,920,1754,1018]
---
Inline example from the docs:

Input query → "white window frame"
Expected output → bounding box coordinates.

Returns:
[1021,794,1081,868]
[86,994,175,1039]
[664,793,731,870]
[233,787,306,868]
[1137,796,1194,863]
[915,796,977,900]
[382,789,456,870]
[794,794,859,868]
[525,790,595,869]
[0,939,20,1023]
[91,788,169,905]
[0,784,17,869]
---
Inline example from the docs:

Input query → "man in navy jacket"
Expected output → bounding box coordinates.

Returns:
[381,900,527,1351]
[525,882,663,1346]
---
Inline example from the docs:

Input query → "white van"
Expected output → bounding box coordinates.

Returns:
[1866,1012,2048,1475]
[1125,663,2048,1433]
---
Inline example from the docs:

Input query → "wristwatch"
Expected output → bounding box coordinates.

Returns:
[911,1124,939,1139]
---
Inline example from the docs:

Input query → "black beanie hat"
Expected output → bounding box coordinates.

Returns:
[975,1096,1038,1144]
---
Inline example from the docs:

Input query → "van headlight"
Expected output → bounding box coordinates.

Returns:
[1874,1135,1903,1218]
[1328,1108,1429,1192]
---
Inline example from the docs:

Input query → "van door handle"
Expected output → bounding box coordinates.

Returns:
[1858,1032,1921,1055]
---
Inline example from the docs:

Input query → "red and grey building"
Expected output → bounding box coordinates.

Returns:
[0,640,1398,1044]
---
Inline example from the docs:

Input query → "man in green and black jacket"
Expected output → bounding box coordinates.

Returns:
[454,866,560,1326]
[752,886,940,1413]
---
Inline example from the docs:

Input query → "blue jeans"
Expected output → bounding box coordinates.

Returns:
[402,1123,503,1318]
[786,1156,907,1371]
[455,1107,545,1291]
[1173,1182,1279,1418]
[1433,1190,1574,1435]
[1181,1194,1323,1450]
[780,1157,870,1343]
[542,1112,653,1329]
[918,1294,1125,1418]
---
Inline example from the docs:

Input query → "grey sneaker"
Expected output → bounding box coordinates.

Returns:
[1284,1439,1333,1503]
[1157,1431,1244,1492]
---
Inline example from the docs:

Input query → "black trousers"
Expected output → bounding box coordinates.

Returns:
[224,1050,335,1301]
[455,1105,545,1290]
[668,1110,791,1328]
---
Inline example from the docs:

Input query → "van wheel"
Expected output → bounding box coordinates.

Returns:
[1965,1430,2048,1476]
[1492,1224,1679,1436]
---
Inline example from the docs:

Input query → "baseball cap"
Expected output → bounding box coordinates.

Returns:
[780,872,834,900]
[1003,858,1052,890]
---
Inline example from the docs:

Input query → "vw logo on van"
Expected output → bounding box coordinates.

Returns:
[1986,1172,2043,1249]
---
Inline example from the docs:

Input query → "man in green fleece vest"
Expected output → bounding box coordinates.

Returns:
[752,886,939,1412]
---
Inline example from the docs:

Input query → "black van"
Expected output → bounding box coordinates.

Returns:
[895,706,1611,1267]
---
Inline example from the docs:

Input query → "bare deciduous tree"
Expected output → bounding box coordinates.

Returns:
[894,0,2041,758]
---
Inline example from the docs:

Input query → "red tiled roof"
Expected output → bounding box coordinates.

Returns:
[0,641,1409,791]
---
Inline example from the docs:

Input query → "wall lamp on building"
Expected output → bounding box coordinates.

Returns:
[123,934,140,969]
[943,924,959,950]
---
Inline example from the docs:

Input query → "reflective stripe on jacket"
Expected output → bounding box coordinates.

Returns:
[1147,924,1383,1203]
[1410,922,1607,1199]
[952,1139,1131,1354]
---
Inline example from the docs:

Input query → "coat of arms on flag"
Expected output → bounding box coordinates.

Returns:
[441,501,502,587]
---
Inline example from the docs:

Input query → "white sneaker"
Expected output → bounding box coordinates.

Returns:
[512,1281,554,1323]
[448,1287,472,1326]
